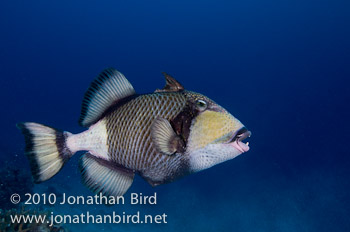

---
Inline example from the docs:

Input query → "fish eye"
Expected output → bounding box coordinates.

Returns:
[196,99,207,111]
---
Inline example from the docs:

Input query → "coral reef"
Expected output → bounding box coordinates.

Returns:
[0,206,67,232]
[0,160,33,210]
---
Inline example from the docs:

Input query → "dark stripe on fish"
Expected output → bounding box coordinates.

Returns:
[55,131,72,162]
[170,104,198,148]
[17,123,40,181]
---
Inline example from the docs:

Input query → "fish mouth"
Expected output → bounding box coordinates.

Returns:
[228,127,251,153]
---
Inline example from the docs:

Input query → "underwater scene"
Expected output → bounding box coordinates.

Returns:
[0,0,349,231]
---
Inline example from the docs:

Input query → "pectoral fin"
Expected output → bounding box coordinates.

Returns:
[151,117,185,155]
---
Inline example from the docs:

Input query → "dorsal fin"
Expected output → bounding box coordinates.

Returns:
[155,72,184,93]
[79,68,136,127]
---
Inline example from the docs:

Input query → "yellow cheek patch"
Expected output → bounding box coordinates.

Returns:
[188,110,243,151]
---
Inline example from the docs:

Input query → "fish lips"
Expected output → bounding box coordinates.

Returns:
[226,127,251,153]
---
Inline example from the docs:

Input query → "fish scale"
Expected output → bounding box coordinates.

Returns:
[105,92,186,172]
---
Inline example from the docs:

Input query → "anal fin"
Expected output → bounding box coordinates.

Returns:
[79,153,134,197]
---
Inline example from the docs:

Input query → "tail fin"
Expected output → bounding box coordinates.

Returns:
[17,122,73,183]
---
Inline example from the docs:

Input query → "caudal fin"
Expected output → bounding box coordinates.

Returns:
[17,122,73,183]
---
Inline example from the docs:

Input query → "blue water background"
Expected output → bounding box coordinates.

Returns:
[0,0,349,231]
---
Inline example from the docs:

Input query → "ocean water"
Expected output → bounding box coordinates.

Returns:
[0,0,349,231]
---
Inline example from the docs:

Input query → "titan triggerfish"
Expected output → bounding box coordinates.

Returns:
[17,68,251,197]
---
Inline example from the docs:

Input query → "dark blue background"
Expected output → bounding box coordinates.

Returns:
[1,0,349,231]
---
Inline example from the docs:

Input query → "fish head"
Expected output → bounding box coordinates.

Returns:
[184,91,251,173]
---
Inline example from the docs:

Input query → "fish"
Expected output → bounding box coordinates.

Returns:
[17,68,251,197]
